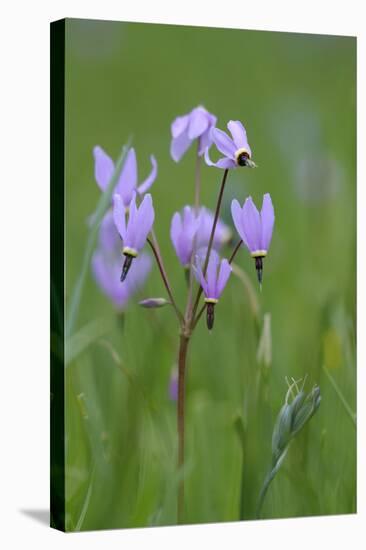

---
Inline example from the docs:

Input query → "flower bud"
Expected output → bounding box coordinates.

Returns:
[257,380,321,518]
[139,297,170,309]
[256,313,272,368]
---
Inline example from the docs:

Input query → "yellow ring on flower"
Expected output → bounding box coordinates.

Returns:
[123,246,138,257]
[234,147,251,163]
[251,250,267,258]
[204,298,219,304]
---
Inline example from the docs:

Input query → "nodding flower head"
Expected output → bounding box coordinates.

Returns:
[193,249,232,330]
[170,206,201,267]
[113,192,155,282]
[92,247,152,311]
[93,146,157,207]
[231,193,275,285]
[196,207,232,249]
[205,120,256,169]
[98,209,120,253]
[170,206,231,268]
[170,105,217,162]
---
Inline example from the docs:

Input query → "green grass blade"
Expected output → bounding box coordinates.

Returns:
[322,365,356,428]
[65,317,116,366]
[75,463,96,531]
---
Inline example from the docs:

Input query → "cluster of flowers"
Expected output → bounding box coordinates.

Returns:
[92,105,275,323]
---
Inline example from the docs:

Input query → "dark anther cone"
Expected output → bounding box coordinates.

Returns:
[237,152,250,166]
[120,254,134,282]
[255,256,263,285]
[206,303,215,331]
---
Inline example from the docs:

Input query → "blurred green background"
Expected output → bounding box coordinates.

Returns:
[64,19,356,531]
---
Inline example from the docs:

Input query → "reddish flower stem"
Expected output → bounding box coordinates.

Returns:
[177,333,190,523]
[229,239,243,264]
[191,169,229,324]
[147,236,184,323]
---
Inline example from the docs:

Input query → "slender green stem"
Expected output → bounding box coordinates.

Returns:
[75,463,96,531]
[191,169,229,322]
[185,148,203,323]
[322,365,356,428]
[233,415,246,520]
[177,333,190,523]
[147,237,184,323]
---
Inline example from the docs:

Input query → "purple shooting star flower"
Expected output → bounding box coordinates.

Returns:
[92,248,152,311]
[170,206,231,268]
[170,206,200,267]
[205,120,257,169]
[193,249,232,330]
[98,209,120,253]
[170,105,217,162]
[94,146,157,207]
[231,193,275,285]
[113,192,155,282]
[196,207,232,250]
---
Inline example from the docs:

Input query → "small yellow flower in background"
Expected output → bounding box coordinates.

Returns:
[323,328,342,370]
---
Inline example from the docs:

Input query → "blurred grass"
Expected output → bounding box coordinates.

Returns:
[64,19,356,530]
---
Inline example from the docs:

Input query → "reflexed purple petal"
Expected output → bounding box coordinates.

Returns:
[216,259,232,297]
[127,253,152,294]
[137,155,158,195]
[242,197,261,252]
[205,250,220,298]
[124,193,138,247]
[99,210,120,252]
[188,107,209,139]
[198,129,212,156]
[171,114,189,138]
[94,146,115,192]
[231,199,245,242]
[113,194,127,241]
[171,206,200,265]
[196,207,230,249]
[176,229,192,265]
[115,148,138,206]
[211,128,236,157]
[227,121,252,156]
[204,146,215,166]
[231,200,250,249]
[193,261,208,296]
[92,249,123,308]
[260,193,275,251]
[170,211,182,252]
[204,148,236,169]
[92,249,127,308]
[92,249,151,310]
[133,193,155,251]
[215,157,237,169]
[208,113,218,126]
[198,113,217,155]
[181,206,197,246]
[170,131,192,162]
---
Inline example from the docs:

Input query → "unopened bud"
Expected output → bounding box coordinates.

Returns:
[257,379,322,518]
[257,313,272,368]
[139,297,170,309]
